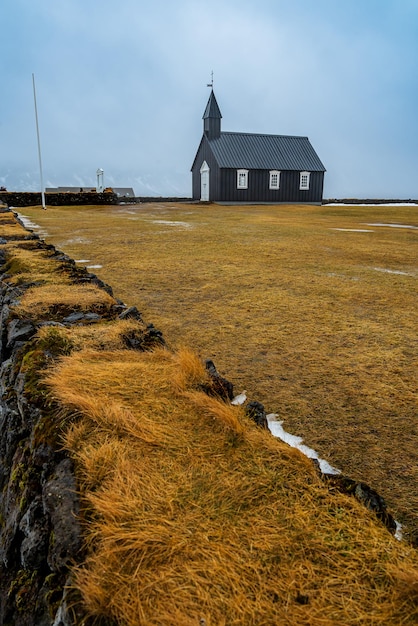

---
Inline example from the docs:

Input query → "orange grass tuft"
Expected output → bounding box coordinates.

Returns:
[184,390,245,435]
[14,282,116,318]
[172,347,210,391]
[1,242,72,285]
[0,221,29,239]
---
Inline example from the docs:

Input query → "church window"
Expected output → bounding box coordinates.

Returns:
[237,169,248,189]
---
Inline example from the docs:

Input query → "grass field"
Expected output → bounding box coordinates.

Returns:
[18,202,418,542]
[2,204,418,625]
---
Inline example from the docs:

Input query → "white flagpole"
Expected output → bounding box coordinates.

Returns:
[32,73,46,210]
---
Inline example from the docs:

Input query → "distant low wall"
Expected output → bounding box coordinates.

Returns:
[323,198,418,204]
[135,197,191,203]
[2,194,417,208]
[0,191,118,207]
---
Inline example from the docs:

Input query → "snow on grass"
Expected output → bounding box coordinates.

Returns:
[266,413,404,540]
[365,223,418,229]
[17,214,49,238]
[63,237,92,244]
[326,203,418,206]
[151,220,192,228]
[330,228,374,232]
[373,267,415,276]
[266,414,340,475]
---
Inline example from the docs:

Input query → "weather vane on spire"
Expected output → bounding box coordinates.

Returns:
[207,70,214,89]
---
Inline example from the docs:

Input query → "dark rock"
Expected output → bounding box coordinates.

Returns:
[322,474,397,534]
[42,459,82,572]
[145,324,165,346]
[63,311,101,324]
[7,319,36,350]
[203,359,234,401]
[55,254,73,263]
[38,321,66,328]
[86,275,114,297]
[354,482,397,533]
[0,357,14,391]
[83,312,101,321]
[118,305,142,321]
[123,323,165,351]
[19,497,49,569]
[31,443,56,480]
[62,312,85,324]
[245,401,269,429]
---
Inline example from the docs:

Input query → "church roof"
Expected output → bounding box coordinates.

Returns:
[207,132,326,172]
[203,90,222,120]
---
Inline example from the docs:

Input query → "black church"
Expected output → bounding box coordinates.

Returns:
[191,90,326,204]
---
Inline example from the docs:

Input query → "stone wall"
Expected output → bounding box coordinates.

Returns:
[0,248,79,623]
[0,192,118,208]
[323,198,418,204]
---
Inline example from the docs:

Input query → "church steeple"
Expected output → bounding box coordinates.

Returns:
[203,90,222,139]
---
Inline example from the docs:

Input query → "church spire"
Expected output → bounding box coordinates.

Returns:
[203,90,222,139]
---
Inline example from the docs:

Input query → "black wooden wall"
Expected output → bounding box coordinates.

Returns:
[218,169,324,204]
[192,136,324,204]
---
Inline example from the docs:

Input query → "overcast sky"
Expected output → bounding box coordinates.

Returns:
[1,0,418,198]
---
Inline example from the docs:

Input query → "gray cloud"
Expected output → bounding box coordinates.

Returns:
[1,0,418,198]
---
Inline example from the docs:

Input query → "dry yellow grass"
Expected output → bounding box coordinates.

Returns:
[17,202,418,542]
[0,213,29,239]
[1,240,73,287]
[14,282,116,319]
[44,347,418,626]
[1,210,418,624]
[36,316,152,353]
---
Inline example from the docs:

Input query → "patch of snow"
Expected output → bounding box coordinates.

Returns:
[151,220,192,228]
[327,203,418,207]
[63,237,91,244]
[365,223,418,229]
[373,267,415,276]
[17,213,49,238]
[231,391,247,406]
[74,259,91,264]
[330,228,374,232]
[267,414,404,541]
[87,264,102,269]
[395,521,403,541]
[266,414,340,475]
[18,215,39,229]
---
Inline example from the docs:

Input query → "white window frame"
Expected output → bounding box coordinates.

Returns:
[269,170,280,190]
[299,171,311,190]
[237,169,249,189]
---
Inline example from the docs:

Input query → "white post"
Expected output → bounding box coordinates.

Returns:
[32,73,46,210]
[96,168,104,192]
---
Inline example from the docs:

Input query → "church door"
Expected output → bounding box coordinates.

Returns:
[200,161,210,201]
